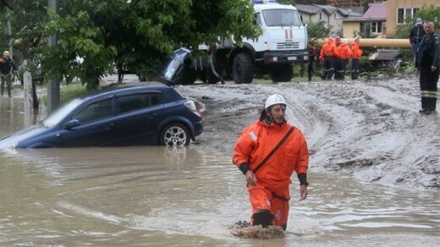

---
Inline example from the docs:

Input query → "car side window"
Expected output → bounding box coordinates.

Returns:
[73,99,113,124]
[118,93,162,114]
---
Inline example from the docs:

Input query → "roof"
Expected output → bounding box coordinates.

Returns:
[296,4,362,18]
[295,4,323,14]
[313,4,339,15]
[79,83,169,100]
[338,8,363,18]
[362,3,386,19]
[344,3,386,22]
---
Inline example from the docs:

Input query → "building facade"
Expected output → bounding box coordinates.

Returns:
[342,3,386,38]
[297,4,362,36]
[386,0,439,38]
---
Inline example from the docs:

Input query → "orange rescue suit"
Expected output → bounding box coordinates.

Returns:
[336,43,352,60]
[351,42,363,59]
[233,120,309,228]
[320,39,338,61]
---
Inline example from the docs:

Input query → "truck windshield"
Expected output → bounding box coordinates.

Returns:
[262,9,302,27]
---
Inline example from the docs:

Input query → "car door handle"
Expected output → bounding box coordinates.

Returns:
[104,123,114,130]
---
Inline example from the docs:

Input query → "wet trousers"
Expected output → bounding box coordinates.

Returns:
[0,74,12,97]
[335,59,347,80]
[322,56,335,80]
[307,59,321,81]
[419,66,439,111]
[248,184,290,230]
[351,59,360,80]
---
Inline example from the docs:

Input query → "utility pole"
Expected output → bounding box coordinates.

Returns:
[6,6,12,59]
[47,0,59,114]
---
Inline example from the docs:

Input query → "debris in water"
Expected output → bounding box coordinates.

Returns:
[230,220,285,239]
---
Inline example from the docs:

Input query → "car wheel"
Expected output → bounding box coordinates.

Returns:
[159,123,191,146]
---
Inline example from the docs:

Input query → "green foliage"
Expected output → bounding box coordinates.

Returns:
[358,22,378,39]
[307,21,331,39]
[1,0,261,90]
[277,0,294,4]
[0,0,47,77]
[41,83,89,106]
[396,5,440,38]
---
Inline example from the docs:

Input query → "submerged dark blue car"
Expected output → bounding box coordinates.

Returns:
[0,82,203,148]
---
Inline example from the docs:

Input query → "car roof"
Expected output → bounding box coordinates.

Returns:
[77,81,174,101]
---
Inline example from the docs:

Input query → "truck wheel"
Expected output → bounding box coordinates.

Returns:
[270,65,293,83]
[159,123,191,146]
[232,53,253,84]
[207,69,220,84]
[181,69,197,85]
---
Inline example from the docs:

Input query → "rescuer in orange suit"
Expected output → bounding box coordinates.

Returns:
[334,36,352,80]
[350,37,363,80]
[319,37,338,80]
[232,94,309,231]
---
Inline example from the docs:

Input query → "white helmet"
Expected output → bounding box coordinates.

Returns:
[265,94,286,109]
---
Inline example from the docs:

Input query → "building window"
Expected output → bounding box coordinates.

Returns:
[397,8,419,24]
[319,12,322,20]
[371,22,383,33]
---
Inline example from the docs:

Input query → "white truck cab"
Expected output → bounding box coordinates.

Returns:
[157,0,308,85]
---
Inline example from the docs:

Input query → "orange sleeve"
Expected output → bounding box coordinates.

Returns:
[294,131,309,175]
[319,45,325,59]
[351,44,363,58]
[232,123,258,168]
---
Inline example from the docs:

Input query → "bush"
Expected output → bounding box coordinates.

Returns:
[41,83,89,106]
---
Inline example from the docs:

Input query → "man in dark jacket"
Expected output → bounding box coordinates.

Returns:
[307,40,321,81]
[0,51,17,97]
[410,18,425,63]
[416,21,440,115]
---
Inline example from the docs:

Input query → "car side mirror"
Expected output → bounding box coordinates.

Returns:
[64,119,81,130]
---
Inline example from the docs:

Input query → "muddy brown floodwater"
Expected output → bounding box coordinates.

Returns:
[1,78,439,246]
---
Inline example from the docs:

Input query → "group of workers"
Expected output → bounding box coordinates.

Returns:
[307,36,363,82]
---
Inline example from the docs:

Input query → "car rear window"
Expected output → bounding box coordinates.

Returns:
[117,93,162,114]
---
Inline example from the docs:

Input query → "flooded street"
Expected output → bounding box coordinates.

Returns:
[1,96,439,246]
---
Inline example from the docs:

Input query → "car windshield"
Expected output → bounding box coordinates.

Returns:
[263,9,302,27]
[42,98,84,128]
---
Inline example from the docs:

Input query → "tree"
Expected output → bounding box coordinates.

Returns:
[0,0,47,108]
[1,0,261,91]
[41,0,261,90]
[359,21,378,39]
[307,20,331,39]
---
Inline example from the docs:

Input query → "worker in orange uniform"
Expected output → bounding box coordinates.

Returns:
[334,36,352,80]
[350,37,363,80]
[319,37,338,80]
[232,94,309,231]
